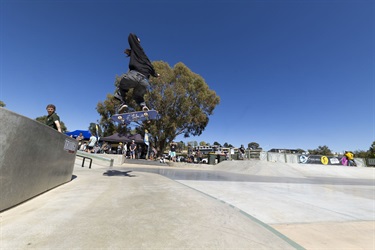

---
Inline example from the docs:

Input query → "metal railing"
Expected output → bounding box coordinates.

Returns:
[76,155,93,169]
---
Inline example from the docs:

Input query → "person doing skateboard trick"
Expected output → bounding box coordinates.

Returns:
[114,33,160,113]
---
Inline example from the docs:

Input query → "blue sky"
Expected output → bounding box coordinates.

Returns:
[1,0,373,153]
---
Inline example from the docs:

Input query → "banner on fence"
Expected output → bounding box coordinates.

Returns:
[299,155,347,165]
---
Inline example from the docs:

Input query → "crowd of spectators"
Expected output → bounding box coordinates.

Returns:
[78,138,159,161]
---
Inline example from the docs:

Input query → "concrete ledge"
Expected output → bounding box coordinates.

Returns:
[0,108,78,211]
[76,151,116,167]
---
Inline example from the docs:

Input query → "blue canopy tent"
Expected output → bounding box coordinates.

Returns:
[65,130,91,140]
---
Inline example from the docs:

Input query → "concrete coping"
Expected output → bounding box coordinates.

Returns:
[76,151,114,166]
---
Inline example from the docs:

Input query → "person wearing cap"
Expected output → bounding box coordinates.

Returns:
[114,33,160,113]
[344,151,357,167]
[129,140,137,159]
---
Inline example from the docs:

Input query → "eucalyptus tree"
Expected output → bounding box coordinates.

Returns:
[96,61,220,155]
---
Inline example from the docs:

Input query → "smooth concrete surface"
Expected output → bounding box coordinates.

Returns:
[1,161,301,250]
[172,160,375,250]
[119,160,375,250]
[0,108,78,211]
[1,158,374,249]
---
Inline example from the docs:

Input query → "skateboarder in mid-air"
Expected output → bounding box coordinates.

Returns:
[114,33,160,113]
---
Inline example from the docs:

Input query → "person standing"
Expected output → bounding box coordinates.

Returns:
[45,104,62,133]
[129,140,137,159]
[150,146,157,160]
[169,141,177,162]
[76,133,84,148]
[101,142,110,154]
[123,142,128,155]
[144,129,151,159]
[239,145,246,160]
[87,133,97,153]
[114,33,160,113]
[344,151,357,167]
[117,143,123,154]
[196,150,203,163]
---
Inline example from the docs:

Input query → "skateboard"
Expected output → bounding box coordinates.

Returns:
[111,110,158,124]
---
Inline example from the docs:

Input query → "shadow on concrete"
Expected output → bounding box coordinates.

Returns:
[103,170,136,177]
[71,175,77,181]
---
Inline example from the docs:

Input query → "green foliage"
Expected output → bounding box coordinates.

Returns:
[88,123,103,137]
[296,148,306,154]
[178,141,186,151]
[354,150,368,158]
[308,142,374,158]
[96,91,131,137]
[145,61,220,154]
[308,145,333,156]
[0,101,5,107]
[35,115,67,132]
[362,141,375,158]
[369,141,375,158]
[97,61,220,155]
[355,141,375,158]
[60,122,67,133]
[188,141,198,147]
[35,116,46,124]
[248,142,260,150]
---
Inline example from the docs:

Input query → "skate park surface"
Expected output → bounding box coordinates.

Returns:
[1,158,374,250]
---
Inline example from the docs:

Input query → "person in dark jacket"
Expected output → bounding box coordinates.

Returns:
[114,33,159,112]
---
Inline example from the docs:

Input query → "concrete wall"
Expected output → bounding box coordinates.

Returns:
[260,152,299,163]
[0,108,78,211]
[259,151,367,167]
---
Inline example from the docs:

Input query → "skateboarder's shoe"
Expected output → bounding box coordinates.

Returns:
[118,103,128,113]
[114,90,123,102]
[139,102,149,111]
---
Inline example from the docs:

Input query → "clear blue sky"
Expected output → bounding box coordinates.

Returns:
[1,0,373,153]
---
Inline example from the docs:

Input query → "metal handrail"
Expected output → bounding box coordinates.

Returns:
[76,155,92,169]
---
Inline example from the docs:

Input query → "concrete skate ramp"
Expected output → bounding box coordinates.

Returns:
[0,108,78,211]
[209,160,372,179]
